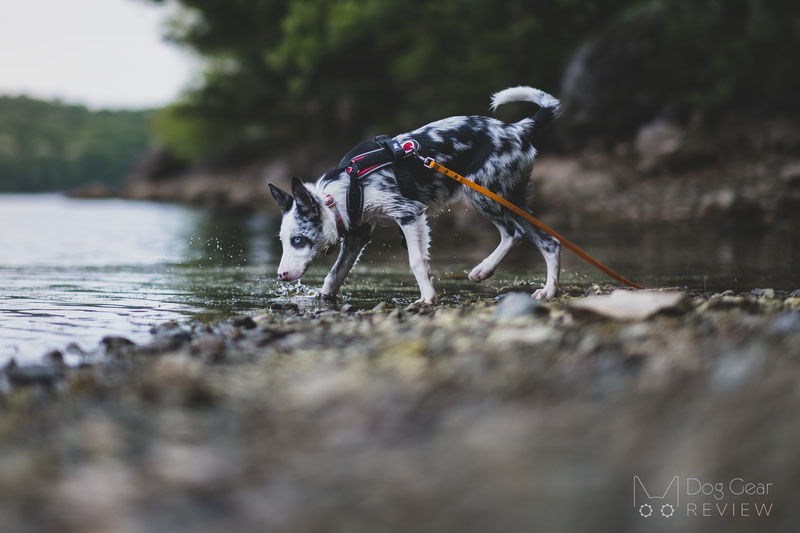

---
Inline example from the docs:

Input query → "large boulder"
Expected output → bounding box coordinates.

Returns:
[559,5,670,150]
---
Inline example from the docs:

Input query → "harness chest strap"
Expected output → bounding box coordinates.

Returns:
[346,172,364,227]
[345,136,422,225]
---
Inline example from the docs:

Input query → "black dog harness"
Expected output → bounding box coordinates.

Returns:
[343,135,423,225]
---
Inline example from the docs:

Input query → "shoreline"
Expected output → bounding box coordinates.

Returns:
[118,117,800,227]
[2,286,799,530]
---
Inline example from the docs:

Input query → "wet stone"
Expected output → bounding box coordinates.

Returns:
[101,336,136,352]
[6,364,62,387]
[270,302,299,312]
[231,316,257,329]
[494,292,541,319]
[570,290,689,321]
[145,330,192,353]
[250,332,276,347]
[191,336,228,362]
[44,350,65,365]
[751,288,776,299]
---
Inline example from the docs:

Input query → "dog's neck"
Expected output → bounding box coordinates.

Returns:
[315,175,353,234]
[323,194,345,236]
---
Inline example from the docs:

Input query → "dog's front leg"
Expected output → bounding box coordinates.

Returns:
[399,216,438,305]
[320,224,372,299]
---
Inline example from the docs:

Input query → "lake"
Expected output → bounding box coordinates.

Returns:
[1,194,797,364]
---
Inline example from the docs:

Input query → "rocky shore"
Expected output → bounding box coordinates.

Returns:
[2,287,800,532]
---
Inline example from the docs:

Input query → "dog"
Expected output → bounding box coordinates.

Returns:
[268,86,561,304]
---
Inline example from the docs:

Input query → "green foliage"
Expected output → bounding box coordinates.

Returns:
[0,96,153,192]
[153,101,218,161]
[659,0,800,113]
[150,0,800,160]
[150,0,641,159]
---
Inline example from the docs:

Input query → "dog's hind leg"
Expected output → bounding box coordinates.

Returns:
[468,221,521,282]
[320,224,372,299]
[399,214,438,305]
[528,227,561,301]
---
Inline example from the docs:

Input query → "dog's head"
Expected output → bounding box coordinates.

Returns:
[269,177,338,281]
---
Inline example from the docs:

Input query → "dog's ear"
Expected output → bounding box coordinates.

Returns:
[291,177,320,220]
[269,183,294,214]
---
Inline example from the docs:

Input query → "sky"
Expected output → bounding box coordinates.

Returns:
[0,0,196,109]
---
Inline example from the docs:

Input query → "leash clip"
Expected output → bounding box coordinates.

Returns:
[400,139,420,158]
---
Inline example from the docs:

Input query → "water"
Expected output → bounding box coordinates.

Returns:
[1,194,797,364]
[0,194,277,364]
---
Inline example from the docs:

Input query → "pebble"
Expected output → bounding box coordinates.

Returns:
[146,330,192,353]
[570,290,689,320]
[232,316,257,329]
[751,288,775,299]
[44,350,65,366]
[270,302,299,312]
[494,292,541,319]
[6,364,62,387]
[191,336,227,362]
[101,336,135,352]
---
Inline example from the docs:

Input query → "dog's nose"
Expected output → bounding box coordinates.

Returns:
[277,272,289,281]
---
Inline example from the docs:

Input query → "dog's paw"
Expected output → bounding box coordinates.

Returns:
[316,291,337,302]
[414,295,439,306]
[532,286,558,301]
[468,263,495,283]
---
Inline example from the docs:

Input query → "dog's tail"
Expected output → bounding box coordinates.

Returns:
[490,86,560,137]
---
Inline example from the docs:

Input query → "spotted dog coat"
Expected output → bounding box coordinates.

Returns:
[269,86,561,304]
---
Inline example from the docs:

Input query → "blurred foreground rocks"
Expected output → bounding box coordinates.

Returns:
[2,287,800,532]
[534,116,800,226]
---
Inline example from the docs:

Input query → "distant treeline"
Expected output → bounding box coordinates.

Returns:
[0,96,152,192]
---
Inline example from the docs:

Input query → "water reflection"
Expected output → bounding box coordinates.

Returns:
[184,211,275,268]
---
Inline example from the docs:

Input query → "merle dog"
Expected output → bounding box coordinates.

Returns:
[268,86,561,304]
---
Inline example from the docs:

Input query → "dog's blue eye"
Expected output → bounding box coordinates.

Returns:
[290,236,308,248]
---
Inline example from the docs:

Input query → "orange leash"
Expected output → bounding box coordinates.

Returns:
[422,158,644,290]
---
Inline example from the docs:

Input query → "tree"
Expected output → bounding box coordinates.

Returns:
[0,96,153,192]
[149,0,641,160]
